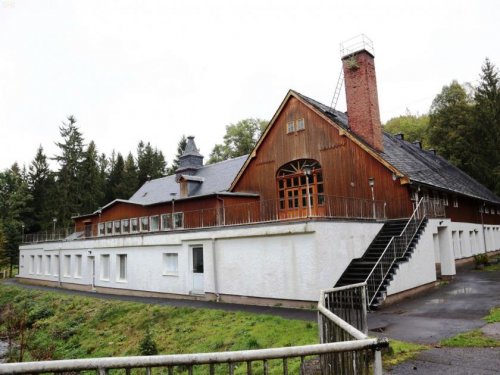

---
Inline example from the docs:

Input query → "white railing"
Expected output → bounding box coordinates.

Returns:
[0,285,388,375]
[23,194,392,244]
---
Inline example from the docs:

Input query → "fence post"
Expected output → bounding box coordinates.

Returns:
[373,349,383,375]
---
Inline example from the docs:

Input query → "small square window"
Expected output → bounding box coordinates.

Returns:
[173,212,184,229]
[163,253,178,275]
[106,222,113,235]
[140,217,149,232]
[287,121,295,133]
[122,219,130,233]
[114,220,121,234]
[150,215,160,231]
[161,214,172,230]
[131,218,139,233]
[296,118,305,131]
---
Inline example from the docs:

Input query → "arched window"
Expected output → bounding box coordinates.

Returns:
[276,159,324,217]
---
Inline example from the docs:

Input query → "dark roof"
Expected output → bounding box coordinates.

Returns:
[297,91,500,204]
[129,155,248,205]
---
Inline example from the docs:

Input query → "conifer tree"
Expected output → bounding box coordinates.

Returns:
[137,141,167,186]
[80,141,105,214]
[167,135,187,175]
[53,115,85,227]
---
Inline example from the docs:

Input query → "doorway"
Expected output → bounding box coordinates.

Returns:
[191,247,204,294]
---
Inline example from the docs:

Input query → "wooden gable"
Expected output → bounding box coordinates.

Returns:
[231,91,412,217]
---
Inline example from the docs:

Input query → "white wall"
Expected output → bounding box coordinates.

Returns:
[19,221,382,302]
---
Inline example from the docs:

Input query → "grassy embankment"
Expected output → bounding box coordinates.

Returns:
[0,283,432,371]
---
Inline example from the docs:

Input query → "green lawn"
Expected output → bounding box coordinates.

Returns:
[0,284,318,364]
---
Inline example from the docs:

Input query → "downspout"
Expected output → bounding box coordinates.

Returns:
[58,246,62,287]
[211,238,220,302]
[481,201,487,254]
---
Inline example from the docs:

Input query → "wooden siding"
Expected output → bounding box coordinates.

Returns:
[232,96,413,218]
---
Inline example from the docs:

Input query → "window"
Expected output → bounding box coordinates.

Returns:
[485,207,490,214]
[75,255,82,278]
[453,196,459,208]
[29,255,35,274]
[442,193,449,206]
[106,222,113,235]
[173,212,184,229]
[63,255,71,277]
[100,255,110,281]
[163,253,178,275]
[122,219,130,233]
[98,223,105,236]
[161,214,172,230]
[37,255,43,274]
[131,218,139,233]
[140,217,149,232]
[296,118,305,131]
[114,220,121,234]
[150,215,160,231]
[117,254,127,281]
[53,255,59,276]
[45,255,51,275]
[276,159,324,214]
[286,121,295,133]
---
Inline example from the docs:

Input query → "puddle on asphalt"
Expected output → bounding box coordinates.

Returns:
[425,298,447,304]
[447,287,477,295]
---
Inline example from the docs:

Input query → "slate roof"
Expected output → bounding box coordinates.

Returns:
[297,91,500,204]
[128,155,248,205]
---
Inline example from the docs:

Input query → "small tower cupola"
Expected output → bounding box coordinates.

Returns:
[175,136,204,177]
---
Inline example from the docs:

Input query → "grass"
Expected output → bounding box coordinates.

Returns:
[382,339,428,367]
[441,307,500,348]
[0,284,317,366]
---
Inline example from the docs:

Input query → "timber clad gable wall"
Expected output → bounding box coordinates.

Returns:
[232,95,412,218]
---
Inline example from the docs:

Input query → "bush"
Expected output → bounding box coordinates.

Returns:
[139,328,158,356]
[474,254,489,268]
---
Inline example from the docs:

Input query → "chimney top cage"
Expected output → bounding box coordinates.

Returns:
[340,34,374,58]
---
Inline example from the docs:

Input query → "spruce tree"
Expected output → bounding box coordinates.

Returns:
[80,141,105,214]
[167,135,187,175]
[53,116,85,227]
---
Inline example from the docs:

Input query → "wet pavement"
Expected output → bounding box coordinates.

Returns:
[387,347,500,374]
[368,264,500,344]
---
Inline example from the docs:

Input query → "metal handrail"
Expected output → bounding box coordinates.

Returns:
[365,198,427,306]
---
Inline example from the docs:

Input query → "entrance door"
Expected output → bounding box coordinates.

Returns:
[87,256,95,290]
[192,247,204,293]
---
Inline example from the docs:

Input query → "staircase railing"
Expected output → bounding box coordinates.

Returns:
[365,198,427,307]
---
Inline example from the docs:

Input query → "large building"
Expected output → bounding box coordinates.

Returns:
[18,40,500,308]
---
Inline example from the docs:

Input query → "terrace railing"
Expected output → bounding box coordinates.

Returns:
[0,283,387,375]
[23,194,397,244]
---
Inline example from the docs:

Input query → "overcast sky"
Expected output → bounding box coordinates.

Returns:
[1,0,498,171]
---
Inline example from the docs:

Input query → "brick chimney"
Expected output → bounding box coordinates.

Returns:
[342,36,383,152]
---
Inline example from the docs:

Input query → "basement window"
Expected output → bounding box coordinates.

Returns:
[63,255,71,277]
[163,253,178,275]
[117,254,127,282]
[45,255,51,275]
[37,255,43,275]
[29,255,34,274]
[100,255,110,281]
[75,255,82,278]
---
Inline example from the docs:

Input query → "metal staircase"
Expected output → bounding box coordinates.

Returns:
[335,198,428,309]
